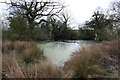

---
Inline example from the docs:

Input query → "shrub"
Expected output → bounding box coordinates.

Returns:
[2,41,45,64]
[17,41,45,64]
[2,40,119,78]
[22,62,63,78]
[64,39,119,78]
[100,40,119,56]
[65,45,104,78]
[2,54,25,78]
[2,54,62,78]
[2,40,14,54]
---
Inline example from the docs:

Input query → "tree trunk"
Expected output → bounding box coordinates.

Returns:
[28,23,35,40]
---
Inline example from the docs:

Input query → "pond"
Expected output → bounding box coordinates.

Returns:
[37,40,95,66]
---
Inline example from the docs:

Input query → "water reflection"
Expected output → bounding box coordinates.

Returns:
[37,40,94,66]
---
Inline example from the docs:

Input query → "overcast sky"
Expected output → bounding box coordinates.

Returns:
[0,0,114,28]
[61,0,113,26]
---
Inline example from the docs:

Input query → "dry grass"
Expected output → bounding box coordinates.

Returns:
[2,54,25,78]
[100,40,119,56]
[65,45,104,78]
[22,62,63,78]
[2,54,62,78]
[2,40,14,54]
[2,40,119,78]
[64,39,119,78]
[2,40,63,78]
[2,40,45,64]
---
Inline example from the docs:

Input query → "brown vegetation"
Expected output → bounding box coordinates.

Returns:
[64,39,119,78]
[2,54,62,78]
[2,40,119,78]
[2,40,45,64]
[2,41,62,78]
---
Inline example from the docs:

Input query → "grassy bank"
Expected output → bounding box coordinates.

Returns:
[64,39,119,78]
[2,40,119,78]
[2,54,62,78]
[2,40,46,64]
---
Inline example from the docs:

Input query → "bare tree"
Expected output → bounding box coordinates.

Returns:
[59,10,73,27]
[4,0,64,38]
[110,0,120,37]
[111,0,120,22]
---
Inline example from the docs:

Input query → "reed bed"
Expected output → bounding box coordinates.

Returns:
[2,40,119,78]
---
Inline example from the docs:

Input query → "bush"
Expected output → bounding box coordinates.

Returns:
[65,45,104,78]
[2,41,45,64]
[2,39,119,78]
[2,40,14,54]
[2,54,25,78]
[22,62,63,78]
[2,54,62,78]
[64,39,119,78]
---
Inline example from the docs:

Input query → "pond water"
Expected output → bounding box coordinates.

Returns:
[37,40,95,66]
